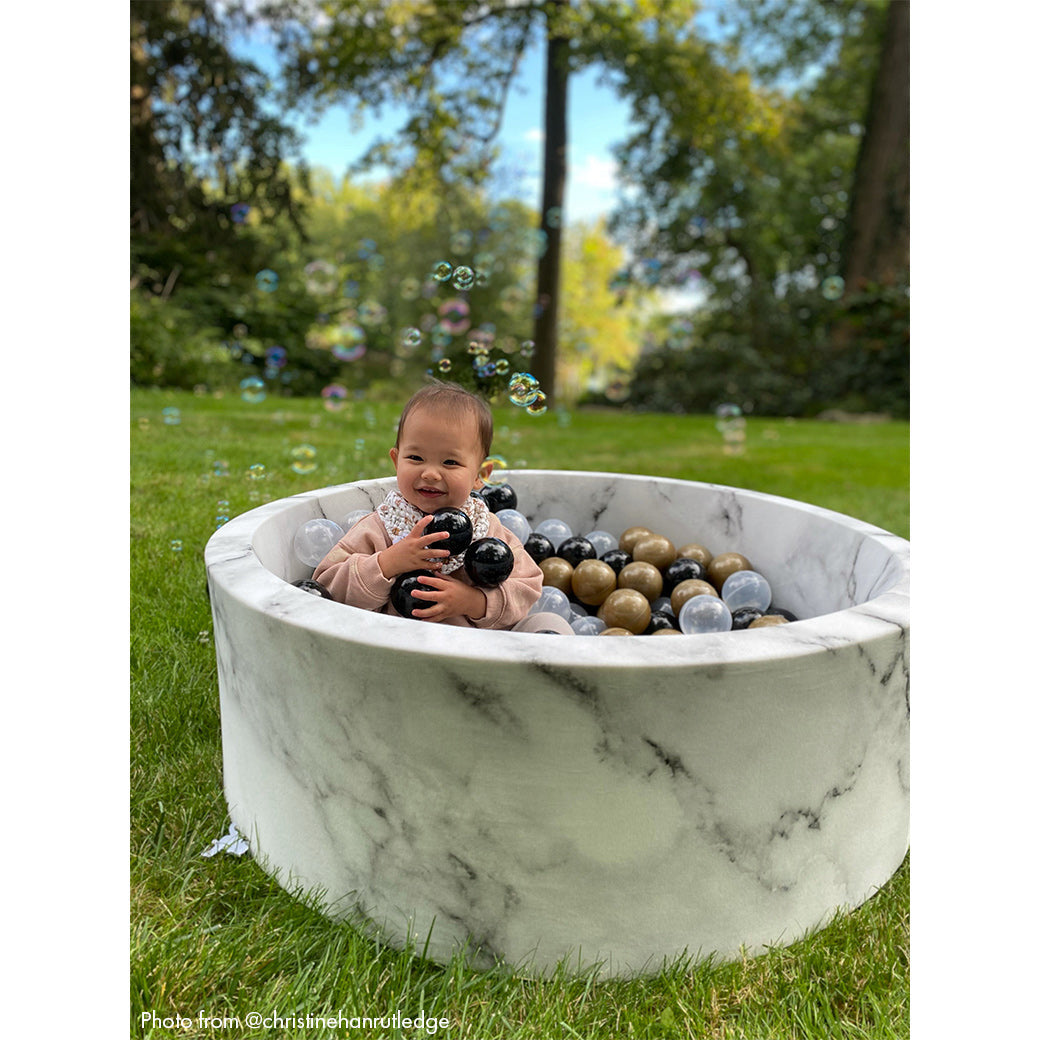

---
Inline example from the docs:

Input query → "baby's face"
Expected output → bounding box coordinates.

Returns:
[390,407,487,512]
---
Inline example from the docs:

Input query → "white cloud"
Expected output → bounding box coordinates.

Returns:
[570,153,618,192]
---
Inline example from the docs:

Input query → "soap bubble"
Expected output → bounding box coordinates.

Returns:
[358,300,387,325]
[495,508,531,544]
[265,345,287,369]
[450,230,473,253]
[161,406,181,425]
[530,586,572,618]
[452,265,475,290]
[304,260,338,294]
[585,530,618,556]
[240,376,266,403]
[508,372,540,407]
[519,340,536,359]
[715,402,746,455]
[293,518,345,567]
[255,269,279,292]
[399,326,422,352]
[535,517,573,549]
[230,202,250,223]
[525,391,548,416]
[678,595,733,634]
[340,508,369,531]
[333,342,367,362]
[170,539,183,552]
[247,463,266,481]
[721,570,772,613]
[431,260,453,282]
[821,275,845,300]
[437,358,452,373]
[321,384,348,411]
[438,298,471,335]
[290,444,318,475]
[483,454,509,485]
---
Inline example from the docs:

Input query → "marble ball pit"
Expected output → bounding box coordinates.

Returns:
[204,470,909,978]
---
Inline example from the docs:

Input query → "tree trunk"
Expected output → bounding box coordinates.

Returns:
[531,4,569,405]
[841,0,910,291]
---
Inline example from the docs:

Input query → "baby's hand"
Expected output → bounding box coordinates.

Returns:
[409,574,487,622]
[378,515,451,579]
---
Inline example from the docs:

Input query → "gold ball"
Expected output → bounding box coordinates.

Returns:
[632,534,677,570]
[599,626,634,636]
[571,559,617,606]
[598,588,652,634]
[539,556,574,595]
[670,578,718,615]
[748,614,789,629]
[618,526,654,554]
[676,543,713,568]
[617,560,663,602]
[651,627,682,635]
[707,552,752,591]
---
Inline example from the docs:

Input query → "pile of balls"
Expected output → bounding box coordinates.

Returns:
[482,482,797,637]
[287,508,515,619]
[286,483,798,636]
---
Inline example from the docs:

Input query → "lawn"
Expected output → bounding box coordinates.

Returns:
[130,386,909,1039]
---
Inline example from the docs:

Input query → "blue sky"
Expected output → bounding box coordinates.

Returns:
[231,3,728,225]
[245,32,637,224]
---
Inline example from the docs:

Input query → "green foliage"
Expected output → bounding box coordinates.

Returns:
[623,280,909,417]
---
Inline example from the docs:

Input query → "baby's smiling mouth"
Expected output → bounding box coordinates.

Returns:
[417,486,444,497]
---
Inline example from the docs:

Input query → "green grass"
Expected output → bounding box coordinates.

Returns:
[130,387,909,1039]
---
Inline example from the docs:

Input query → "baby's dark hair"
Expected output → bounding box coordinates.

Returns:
[395,380,494,459]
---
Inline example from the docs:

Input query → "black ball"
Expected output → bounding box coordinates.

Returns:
[426,507,473,555]
[731,607,764,630]
[291,578,333,600]
[523,532,555,564]
[662,557,707,594]
[599,548,632,576]
[464,537,515,587]
[390,569,438,618]
[767,606,798,622]
[556,536,597,568]
[644,610,678,634]
[480,483,518,513]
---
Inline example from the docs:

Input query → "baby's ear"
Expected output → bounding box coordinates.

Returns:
[389,446,399,469]
[476,458,494,487]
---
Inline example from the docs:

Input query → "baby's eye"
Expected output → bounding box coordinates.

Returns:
[406,454,424,462]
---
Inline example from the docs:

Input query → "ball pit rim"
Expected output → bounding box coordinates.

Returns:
[204,470,909,670]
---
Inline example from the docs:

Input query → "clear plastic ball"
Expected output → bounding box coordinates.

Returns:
[530,586,572,618]
[572,615,608,636]
[678,595,733,635]
[293,518,345,567]
[721,570,772,613]
[495,508,531,544]
[340,509,370,532]
[584,529,619,556]
[534,517,573,549]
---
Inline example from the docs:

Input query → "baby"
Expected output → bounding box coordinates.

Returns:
[313,381,567,632]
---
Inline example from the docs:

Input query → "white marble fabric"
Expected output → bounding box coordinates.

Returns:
[205,471,909,978]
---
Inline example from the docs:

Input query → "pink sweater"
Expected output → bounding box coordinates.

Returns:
[312,510,544,629]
